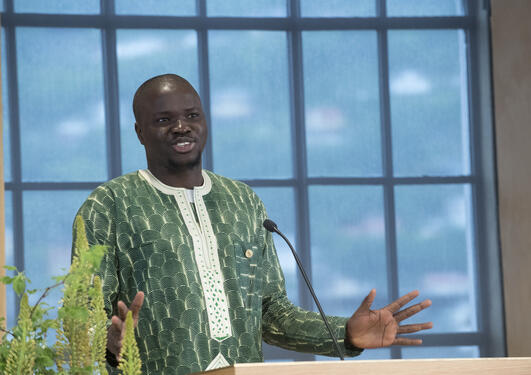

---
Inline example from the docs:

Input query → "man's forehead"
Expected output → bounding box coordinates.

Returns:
[143,81,198,101]
[138,84,201,115]
[145,79,197,98]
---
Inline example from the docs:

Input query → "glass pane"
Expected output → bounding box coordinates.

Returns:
[116,0,196,16]
[15,0,99,14]
[303,31,381,177]
[253,187,298,306]
[207,0,286,17]
[4,191,16,328]
[387,0,465,17]
[2,29,11,182]
[301,0,376,17]
[209,31,292,179]
[309,186,387,317]
[23,191,92,315]
[402,346,479,358]
[117,29,199,174]
[395,184,477,333]
[389,30,470,177]
[17,28,106,181]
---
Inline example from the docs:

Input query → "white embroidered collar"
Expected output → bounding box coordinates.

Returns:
[138,169,212,196]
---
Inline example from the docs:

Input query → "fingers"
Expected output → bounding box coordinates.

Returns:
[117,300,128,321]
[384,290,420,313]
[393,337,423,346]
[357,289,376,312]
[111,315,123,328]
[391,322,433,346]
[393,299,432,322]
[116,291,144,322]
[108,316,125,359]
[129,291,145,323]
[113,316,126,339]
[397,322,433,334]
[109,293,144,360]
[109,315,125,337]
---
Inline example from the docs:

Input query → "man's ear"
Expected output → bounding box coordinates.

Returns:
[135,123,145,145]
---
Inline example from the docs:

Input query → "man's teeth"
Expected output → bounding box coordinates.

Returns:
[177,142,190,146]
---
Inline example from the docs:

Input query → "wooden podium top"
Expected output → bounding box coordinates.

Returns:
[193,357,531,375]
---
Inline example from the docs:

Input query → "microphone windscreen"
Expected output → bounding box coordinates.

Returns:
[263,219,278,232]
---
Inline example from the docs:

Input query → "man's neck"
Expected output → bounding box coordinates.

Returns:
[147,164,204,189]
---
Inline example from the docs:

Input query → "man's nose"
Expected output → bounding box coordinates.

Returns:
[171,119,190,132]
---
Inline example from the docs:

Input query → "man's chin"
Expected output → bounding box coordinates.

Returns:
[169,154,202,170]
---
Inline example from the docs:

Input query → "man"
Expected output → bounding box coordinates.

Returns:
[74,74,432,374]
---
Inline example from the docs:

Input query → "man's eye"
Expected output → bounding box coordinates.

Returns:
[187,113,200,119]
[156,117,169,123]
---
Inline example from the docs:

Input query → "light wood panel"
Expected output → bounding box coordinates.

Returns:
[197,358,531,375]
[491,0,531,357]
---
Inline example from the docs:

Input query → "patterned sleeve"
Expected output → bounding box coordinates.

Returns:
[257,200,363,357]
[72,185,120,319]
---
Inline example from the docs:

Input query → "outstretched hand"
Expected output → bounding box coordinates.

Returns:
[107,291,145,359]
[346,289,432,349]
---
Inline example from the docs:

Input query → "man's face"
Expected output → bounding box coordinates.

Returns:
[135,82,207,171]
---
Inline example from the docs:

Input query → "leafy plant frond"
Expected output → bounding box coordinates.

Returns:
[89,276,108,375]
[1,215,141,374]
[118,311,142,375]
[5,294,36,375]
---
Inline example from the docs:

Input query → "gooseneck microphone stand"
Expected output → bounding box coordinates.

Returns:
[263,219,345,360]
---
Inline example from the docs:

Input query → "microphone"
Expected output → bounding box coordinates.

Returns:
[263,219,345,360]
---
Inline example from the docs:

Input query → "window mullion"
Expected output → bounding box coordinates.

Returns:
[377,0,401,360]
[4,16,24,318]
[197,0,213,171]
[288,0,313,313]
[101,0,122,179]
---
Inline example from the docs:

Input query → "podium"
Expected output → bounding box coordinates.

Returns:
[193,358,531,375]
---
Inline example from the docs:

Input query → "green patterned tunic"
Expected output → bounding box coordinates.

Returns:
[74,169,361,375]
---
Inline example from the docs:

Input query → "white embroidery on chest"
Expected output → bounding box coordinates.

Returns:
[174,190,232,342]
[205,352,230,371]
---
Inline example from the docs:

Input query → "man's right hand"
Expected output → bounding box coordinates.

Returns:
[107,291,145,360]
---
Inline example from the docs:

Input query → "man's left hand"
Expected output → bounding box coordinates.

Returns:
[346,289,433,349]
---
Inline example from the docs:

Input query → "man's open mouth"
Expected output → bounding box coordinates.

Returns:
[172,141,195,153]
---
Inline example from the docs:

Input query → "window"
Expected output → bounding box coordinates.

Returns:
[1,0,504,360]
